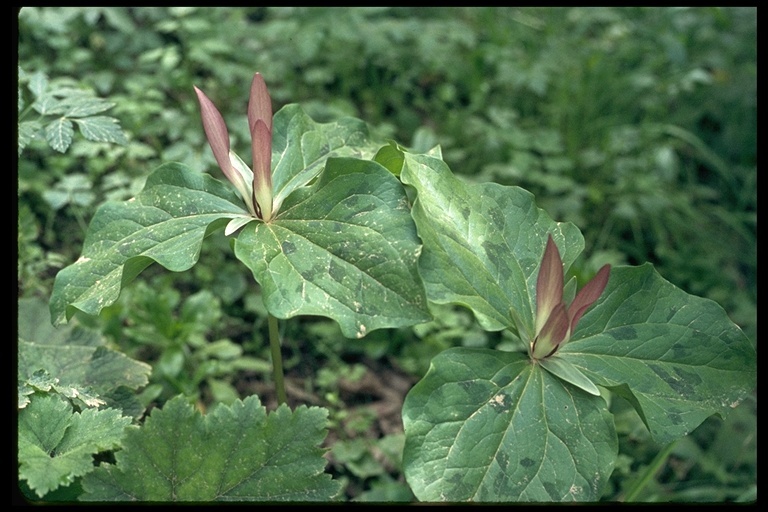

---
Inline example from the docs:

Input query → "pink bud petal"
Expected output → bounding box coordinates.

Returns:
[194,86,232,178]
[194,86,252,210]
[532,303,569,359]
[535,234,564,336]
[251,120,273,220]
[248,73,274,221]
[248,73,272,133]
[568,264,611,332]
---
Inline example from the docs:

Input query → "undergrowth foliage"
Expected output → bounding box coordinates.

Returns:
[18,7,755,504]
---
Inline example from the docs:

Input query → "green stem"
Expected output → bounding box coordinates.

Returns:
[621,439,677,502]
[267,312,287,406]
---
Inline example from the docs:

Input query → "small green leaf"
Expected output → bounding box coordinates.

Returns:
[402,347,617,502]
[18,394,131,498]
[62,97,115,117]
[74,116,128,145]
[26,69,49,98]
[538,356,600,396]
[400,150,583,334]
[235,157,431,338]
[373,140,406,176]
[560,264,757,443]
[18,120,41,155]
[80,395,341,501]
[45,117,74,153]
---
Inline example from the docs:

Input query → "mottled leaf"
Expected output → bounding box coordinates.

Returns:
[400,150,583,334]
[271,104,379,210]
[560,264,757,443]
[49,163,247,325]
[19,297,151,398]
[235,157,430,338]
[402,348,617,502]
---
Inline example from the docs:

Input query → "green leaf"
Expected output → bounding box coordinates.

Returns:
[18,394,131,498]
[45,117,74,153]
[538,356,600,396]
[400,151,583,334]
[61,97,115,117]
[74,116,128,145]
[271,104,379,210]
[19,297,151,400]
[402,348,617,502]
[235,157,430,338]
[18,120,41,155]
[560,264,757,443]
[80,395,341,502]
[49,162,247,325]
[373,140,406,176]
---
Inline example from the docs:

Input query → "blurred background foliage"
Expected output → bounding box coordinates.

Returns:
[17,7,755,502]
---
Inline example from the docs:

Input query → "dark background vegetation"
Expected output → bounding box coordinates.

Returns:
[18,7,755,502]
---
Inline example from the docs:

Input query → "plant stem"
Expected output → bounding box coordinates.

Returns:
[267,312,287,406]
[621,439,677,502]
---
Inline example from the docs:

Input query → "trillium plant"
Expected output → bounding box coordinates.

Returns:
[45,72,756,502]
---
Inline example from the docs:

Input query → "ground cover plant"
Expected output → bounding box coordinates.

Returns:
[18,7,756,503]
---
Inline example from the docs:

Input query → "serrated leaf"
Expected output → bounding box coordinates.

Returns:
[18,394,131,498]
[402,347,617,502]
[74,116,128,145]
[34,95,68,116]
[49,163,248,324]
[19,297,151,397]
[80,395,341,502]
[400,151,583,334]
[234,157,430,338]
[559,264,757,443]
[45,117,74,153]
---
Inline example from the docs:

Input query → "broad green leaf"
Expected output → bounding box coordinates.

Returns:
[271,104,378,210]
[402,348,617,502]
[235,157,430,339]
[80,395,341,502]
[49,162,247,325]
[18,394,131,498]
[74,116,128,145]
[400,151,583,334]
[560,264,757,443]
[19,297,151,400]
